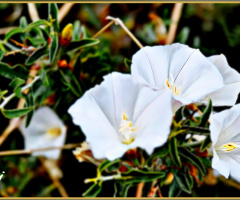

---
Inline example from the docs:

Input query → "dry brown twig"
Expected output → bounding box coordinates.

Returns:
[166,3,184,44]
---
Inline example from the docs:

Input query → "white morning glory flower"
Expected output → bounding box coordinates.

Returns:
[19,107,67,160]
[131,43,226,112]
[203,54,240,106]
[68,72,173,161]
[210,104,240,182]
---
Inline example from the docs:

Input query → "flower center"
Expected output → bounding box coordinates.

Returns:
[119,110,137,145]
[166,73,181,96]
[47,127,62,137]
[216,142,238,152]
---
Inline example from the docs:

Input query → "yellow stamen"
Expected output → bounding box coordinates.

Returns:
[222,143,237,152]
[166,73,182,96]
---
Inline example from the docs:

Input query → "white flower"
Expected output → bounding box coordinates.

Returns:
[210,104,240,182]
[203,54,240,106]
[68,72,173,161]
[19,107,67,160]
[131,43,226,112]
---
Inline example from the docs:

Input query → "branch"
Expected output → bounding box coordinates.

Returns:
[0,143,80,156]
[166,3,184,44]
[27,3,40,22]
[58,3,75,23]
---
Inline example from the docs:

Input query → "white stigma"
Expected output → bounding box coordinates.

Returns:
[119,110,137,145]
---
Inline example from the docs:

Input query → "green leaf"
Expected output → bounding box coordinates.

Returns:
[146,147,168,166]
[66,39,100,53]
[72,20,81,41]
[48,3,59,32]
[122,168,165,184]
[99,159,121,173]
[0,63,28,79]
[83,183,102,197]
[9,77,25,98]
[25,44,48,66]
[23,20,49,32]
[4,27,23,41]
[40,67,49,86]
[172,169,191,194]
[174,106,185,123]
[179,147,206,174]
[19,16,28,29]
[49,33,58,63]
[198,99,212,127]
[60,69,82,97]
[9,77,25,88]
[1,107,34,119]
[200,135,212,152]
[0,51,5,61]
[124,58,131,71]
[181,125,210,134]
[114,182,132,197]
[24,89,35,127]
[168,180,180,197]
[169,137,181,168]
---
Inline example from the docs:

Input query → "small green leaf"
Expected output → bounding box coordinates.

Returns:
[124,58,131,71]
[4,27,23,41]
[172,169,191,194]
[20,16,28,29]
[25,45,48,66]
[83,183,102,197]
[72,20,81,41]
[23,20,49,32]
[198,99,212,127]
[114,182,132,197]
[200,135,212,152]
[179,147,206,174]
[48,3,59,32]
[169,137,181,168]
[9,77,25,88]
[174,106,185,123]
[1,107,34,119]
[181,125,210,134]
[146,147,168,166]
[66,39,100,53]
[24,88,35,127]
[99,159,121,173]
[0,63,28,79]
[122,169,165,184]
[49,33,58,63]
[168,180,180,197]
[0,51,5,61]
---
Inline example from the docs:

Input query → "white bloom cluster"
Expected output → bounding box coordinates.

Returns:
[68,42,240,182]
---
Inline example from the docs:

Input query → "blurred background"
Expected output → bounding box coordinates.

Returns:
[0,3,240,197]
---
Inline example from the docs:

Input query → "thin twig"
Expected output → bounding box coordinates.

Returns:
[165,3,184,44]
[0,27,18,35]
[106,16,143,49]
[136,182,145,197]
[58,3,75,23]
[0,143,80,156]
[92,20,114,39]
[27,3,40,22]
[39,157,69,197]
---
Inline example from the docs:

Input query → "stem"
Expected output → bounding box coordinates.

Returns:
[166,3,184,44]
[106,16,143,49]
[27,3,40,22]
[84,174,122,184]
[58,3,75,23]
[0,143,80,156]
[136,182,145,197]
[0,75,40,109]
[92,20,114,39]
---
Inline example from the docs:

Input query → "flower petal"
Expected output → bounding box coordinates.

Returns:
[19,107,67,160]
[212,149,230,178]
[205,54,240,106]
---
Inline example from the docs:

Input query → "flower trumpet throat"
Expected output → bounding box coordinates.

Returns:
[119,110,138,145]
[47,127,62,137]
[216,142,239,152]
[166,73,181,96]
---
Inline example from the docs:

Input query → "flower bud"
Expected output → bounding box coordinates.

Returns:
[164,172,174,185]
[60,24,73,46]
